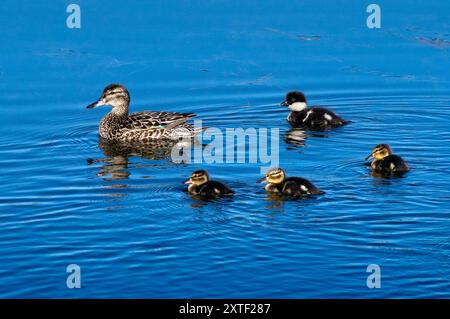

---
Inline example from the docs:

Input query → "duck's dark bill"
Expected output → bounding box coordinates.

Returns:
[280,100,288,106]
[256,176,267,183]
[365,154,373,161]
[86,100,104,109]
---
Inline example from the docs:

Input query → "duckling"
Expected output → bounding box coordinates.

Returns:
[281,91,348,130]
[87,84,202,142]
[366,144,410,174]
[256,168,323,196]
[183,170,234,197]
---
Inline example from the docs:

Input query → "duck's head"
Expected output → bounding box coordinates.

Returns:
[257,167,286,185]
[183,170,210,186]
[366,144,393,161]
[86,84,130,115]
[281,91,307,112]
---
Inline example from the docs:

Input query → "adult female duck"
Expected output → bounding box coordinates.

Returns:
[87,84,201,142]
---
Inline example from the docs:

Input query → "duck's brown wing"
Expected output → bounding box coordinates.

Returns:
[126,111,196,130]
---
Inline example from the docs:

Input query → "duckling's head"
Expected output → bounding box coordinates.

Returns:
[281,91,307,112]
[366,144,393,160]
[256,167,286,185]
[183,170,210,186]
[86,84,130,115]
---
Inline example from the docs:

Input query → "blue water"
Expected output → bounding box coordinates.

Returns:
[1,0,450,298]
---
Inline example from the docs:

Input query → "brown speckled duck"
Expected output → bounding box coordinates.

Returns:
[87,84,202,142]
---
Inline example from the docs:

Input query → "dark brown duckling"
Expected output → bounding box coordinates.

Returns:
[366,144,410,174]
[257,167,323,196]
[281,91,348,130]
[183,170,234,197]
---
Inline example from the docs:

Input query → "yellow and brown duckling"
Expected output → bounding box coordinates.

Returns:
[366,144,410,174]
[257,168,324,196]
[183,170,234,197]
[87,84,202,142]
[281,91,348,130]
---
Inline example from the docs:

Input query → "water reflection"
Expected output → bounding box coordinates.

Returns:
[370,171,409,179]
[284,128,331,148]
[186,192,235,208]
[284,128,307,147]
[88,155,130,181]
[264,191,321,210]
[369,170,409,188]
[265,192,286,210]
[87,151,131,205]
[98,138,180,161]
[87,138,194,180]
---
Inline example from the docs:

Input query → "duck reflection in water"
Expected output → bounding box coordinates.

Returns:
[284,128,330,149]
[88,138,196,181]
[87,154,130,181]
[264,192,287,210]
[284,128,308,148]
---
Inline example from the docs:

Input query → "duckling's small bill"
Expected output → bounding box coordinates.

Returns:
[256,176,267,183]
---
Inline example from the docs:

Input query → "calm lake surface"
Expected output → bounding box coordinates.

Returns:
[1,0,450,298]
